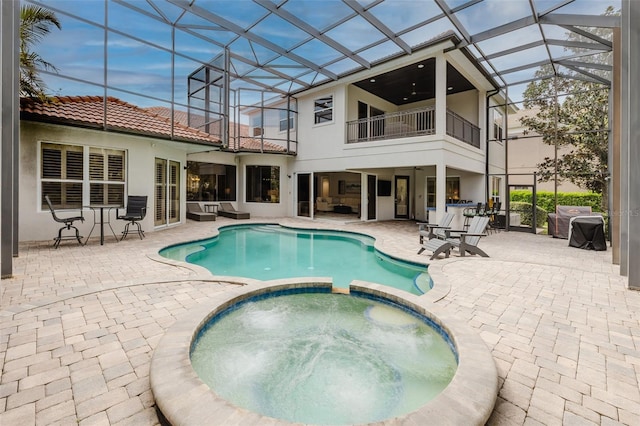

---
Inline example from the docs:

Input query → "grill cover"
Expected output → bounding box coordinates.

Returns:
[547,206,593,239]
[569,216,606,251]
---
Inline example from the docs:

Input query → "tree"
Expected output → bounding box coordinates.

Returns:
[20,5,61,100]
[519,7,616,212]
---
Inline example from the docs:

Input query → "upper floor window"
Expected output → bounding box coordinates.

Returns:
[314,96,333,124]
[41,142,126,210]
[492,110,504,142]
[246,165,280,203]
[250,115,263,137]
[279,109,295,131]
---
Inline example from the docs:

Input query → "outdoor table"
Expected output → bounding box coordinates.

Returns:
[86,204,121,245]
[203,203,219,214]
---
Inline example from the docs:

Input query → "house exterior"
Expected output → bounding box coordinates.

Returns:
[19,33,505,243]
[20,96,237,242]
[281,33,507,228]
[507,108,585,193]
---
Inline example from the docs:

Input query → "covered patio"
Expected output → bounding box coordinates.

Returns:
[0,217,637,425]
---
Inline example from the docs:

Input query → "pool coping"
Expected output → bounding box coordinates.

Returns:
[150,279,497,426]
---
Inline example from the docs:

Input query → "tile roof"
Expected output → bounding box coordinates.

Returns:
[20,96,222,146]
[145,106,287,153]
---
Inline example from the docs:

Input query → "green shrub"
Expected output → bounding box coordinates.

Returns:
[510,190,602,213]
[510,201,548,228]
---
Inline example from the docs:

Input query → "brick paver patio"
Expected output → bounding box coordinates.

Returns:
[1,217,638,425]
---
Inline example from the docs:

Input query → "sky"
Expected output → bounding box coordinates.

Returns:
[27,0,619,110]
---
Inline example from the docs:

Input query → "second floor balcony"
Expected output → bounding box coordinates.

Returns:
[346,106,480,148]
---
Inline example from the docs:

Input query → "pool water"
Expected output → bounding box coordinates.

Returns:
[190,291,457,425]
[160,224,430,295]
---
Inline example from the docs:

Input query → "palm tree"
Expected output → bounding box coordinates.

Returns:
[20,5,61,101]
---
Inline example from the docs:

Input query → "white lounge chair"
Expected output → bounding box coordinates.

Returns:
[418,215,490,260]
[418,212,455,243]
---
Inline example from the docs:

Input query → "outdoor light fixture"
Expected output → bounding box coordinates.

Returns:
[370,78,376,82]
[417,64,424,68]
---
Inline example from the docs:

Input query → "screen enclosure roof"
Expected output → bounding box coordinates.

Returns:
[28,0,620,103]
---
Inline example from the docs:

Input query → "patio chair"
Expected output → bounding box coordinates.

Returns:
[418,212,455,243]
[186,202,217,221]
[218,202,250,219]
[487,201,502,233]
[463,202,485,230]
[418,215,490,260]
[44,195,85,249]
[116,195,147,240]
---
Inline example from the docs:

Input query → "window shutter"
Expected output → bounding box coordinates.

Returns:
[108,154,124,181]
[154,159,166,225]
[42,149,62,179]
[89,148,126,205]
[168,161,180,223]
[41,143,84,209]
[89,152,104,180]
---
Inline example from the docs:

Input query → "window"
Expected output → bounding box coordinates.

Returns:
[492,110,504,142]
[491,176,501,200]
[89,147,125,206]
[446,177,460,203]
[426,177,436,208]
[41,143,84,209]
[246,165,280,203]
[251,115,263,137]
[279,109,294,131]
[314,96,333,124]
[185,161,236,201]
[41,142,125,209]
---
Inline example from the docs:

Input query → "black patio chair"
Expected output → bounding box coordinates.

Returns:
[116,195,147,240]
[44,195,85,249]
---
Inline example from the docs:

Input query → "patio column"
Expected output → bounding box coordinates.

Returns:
[622,0,639,288]
[436,164,447,223]
[1,0,19,278]
[435,53,447,138]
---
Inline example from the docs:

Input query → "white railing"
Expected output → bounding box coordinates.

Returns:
[346,106,480,148]
[347,107,435,143]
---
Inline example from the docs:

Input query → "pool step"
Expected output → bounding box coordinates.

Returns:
[252,225,280,233]
[413,272,432,294]
[332,287,350,295]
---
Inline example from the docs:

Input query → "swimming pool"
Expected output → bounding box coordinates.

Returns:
[159,224,430,295]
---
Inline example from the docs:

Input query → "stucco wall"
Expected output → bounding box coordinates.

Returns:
[236,154,293,217]
[19,121,188,242]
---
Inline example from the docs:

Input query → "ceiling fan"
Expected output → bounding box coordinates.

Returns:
[403,82,430,101]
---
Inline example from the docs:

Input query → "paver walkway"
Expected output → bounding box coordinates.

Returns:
[1,217,638,425]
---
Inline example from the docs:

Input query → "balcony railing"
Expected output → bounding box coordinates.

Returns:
[446,110,480,148]
[347,107,435,143]
[346,106,480,148]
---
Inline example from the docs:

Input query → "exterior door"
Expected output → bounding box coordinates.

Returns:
[394,176,409,219]
[154,158,180,227]
[297,173,311,217]
[367,175,376,220]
